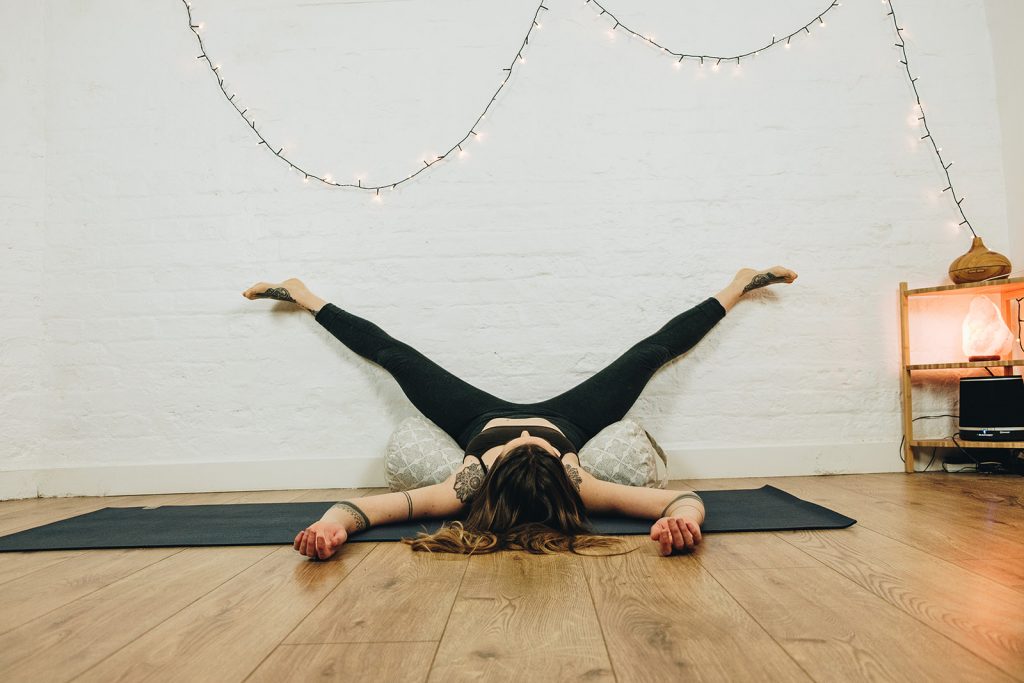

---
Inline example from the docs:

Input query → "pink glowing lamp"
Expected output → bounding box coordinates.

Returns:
[962,296,1013,361]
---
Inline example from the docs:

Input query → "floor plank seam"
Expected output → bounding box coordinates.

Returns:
[0,552,82,589]
[697,559,819,683]
[0,503,110,536]
[948,561,1024,592]
[273,640,442,645]
[0,546,190,640]
[239,544,380,682]
[580,552,619,682]
[424,551,472,681]
[70,546,278,681]
[771,528,1024,682]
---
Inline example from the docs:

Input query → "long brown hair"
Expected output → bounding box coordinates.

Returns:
[402,443,636,556]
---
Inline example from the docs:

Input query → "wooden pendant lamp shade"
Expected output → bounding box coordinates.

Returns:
[948,236,1012,284]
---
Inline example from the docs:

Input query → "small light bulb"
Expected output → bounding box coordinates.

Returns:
[458,149,467,158]
[197,22,205,30]
[302,177,309,183]
[535,23,542,29]
[324,174,332,182]
[372,193,382,203]
[673,61,682,70]
[785,42,791,49]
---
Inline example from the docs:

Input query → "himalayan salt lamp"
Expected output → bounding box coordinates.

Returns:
[962,296,1013,361]
[948,236,1012,284]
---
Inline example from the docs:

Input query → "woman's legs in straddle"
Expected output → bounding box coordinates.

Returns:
[241,278,514,449]
[313,304,516,449]
[241,268,796,450]
[530,267,798,445]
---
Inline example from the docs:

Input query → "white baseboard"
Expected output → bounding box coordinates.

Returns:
[0,457,385,501]
[0,442,902,501]
[662,441,903,480]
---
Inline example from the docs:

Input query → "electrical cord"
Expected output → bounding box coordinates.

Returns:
[948,433,1017,474]
[1016,296,1023,355]
[898,414,959,472]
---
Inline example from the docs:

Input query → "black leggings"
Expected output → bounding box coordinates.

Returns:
[314,297,726,452]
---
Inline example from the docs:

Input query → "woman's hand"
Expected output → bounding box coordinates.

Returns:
[650,516,702,555]
[294,520,349,560]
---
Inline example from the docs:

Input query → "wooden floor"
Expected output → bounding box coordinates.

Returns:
[0,473,1023,682]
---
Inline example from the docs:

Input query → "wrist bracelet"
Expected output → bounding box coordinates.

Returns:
[660,492,703,519]
[666,502,704,520]
[333,501,370,531]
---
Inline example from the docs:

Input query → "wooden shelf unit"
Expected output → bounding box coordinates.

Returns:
[899,276,1024,472]
[910,439,1024,449]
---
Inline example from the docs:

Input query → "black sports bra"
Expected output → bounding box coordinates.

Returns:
[463,425,578,475]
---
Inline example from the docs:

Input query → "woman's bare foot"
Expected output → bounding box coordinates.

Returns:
[242,278,325,314]
[714,266,798,312]
[735,266,798,293]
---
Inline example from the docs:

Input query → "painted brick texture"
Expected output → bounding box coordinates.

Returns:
[0,0,1016,494]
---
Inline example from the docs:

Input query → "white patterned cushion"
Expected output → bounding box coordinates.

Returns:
[384,416,466,492]
[578,419,669,489]
[384,415,668,491]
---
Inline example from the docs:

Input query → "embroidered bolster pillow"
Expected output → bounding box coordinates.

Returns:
[384,415,668,492]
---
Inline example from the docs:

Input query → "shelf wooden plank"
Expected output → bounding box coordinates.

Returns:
[905,276,1024,298]
[910,439,1024,449]
[907,360,1024,371]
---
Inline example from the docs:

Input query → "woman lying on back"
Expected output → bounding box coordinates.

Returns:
[241,267,797,559]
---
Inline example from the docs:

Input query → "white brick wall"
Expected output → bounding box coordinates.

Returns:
[1,0,1017,498]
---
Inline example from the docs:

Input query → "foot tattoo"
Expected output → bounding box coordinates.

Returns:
[253,287,297,303]
[742,272,789,293]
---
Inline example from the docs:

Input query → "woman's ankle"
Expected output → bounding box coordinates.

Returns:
[292,289,328,315]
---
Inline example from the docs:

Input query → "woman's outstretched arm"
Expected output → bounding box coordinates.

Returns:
[581,474,705,555]
[295,465,480,560]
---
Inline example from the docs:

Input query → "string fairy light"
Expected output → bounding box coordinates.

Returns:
[183,0,990,230]
[182,0,843,196]
[885,0,977,237]
[181,0,549,196]
[584,0,840,67]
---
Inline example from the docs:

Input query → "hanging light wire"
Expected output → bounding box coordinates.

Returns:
[182,0,549,194]
[183,0,985,228]
[885,0,977,237]
[182,0,846,195]
[584,0,840,65]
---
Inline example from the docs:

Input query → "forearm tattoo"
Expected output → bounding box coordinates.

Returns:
[742,272,788,293]
[454,463,484,504]
[401,491,413,520]
[565,463,582,492]
[254,287,297,303]
[660,492,704,518]
[332,501,370,531]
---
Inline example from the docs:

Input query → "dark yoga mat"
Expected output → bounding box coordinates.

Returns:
[0,485,855,552]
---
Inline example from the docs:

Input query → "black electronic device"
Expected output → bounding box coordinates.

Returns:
[958,375,1024,441]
